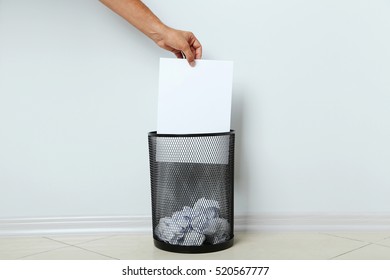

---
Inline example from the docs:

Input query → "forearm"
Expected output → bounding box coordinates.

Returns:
[100,0,202,65]
[99,0,167,43]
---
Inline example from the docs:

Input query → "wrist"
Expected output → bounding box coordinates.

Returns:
[149,21,170,44]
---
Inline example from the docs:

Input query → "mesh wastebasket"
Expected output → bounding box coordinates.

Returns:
[148,130,235,253]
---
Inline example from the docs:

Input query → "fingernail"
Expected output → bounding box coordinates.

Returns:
[190,61,196,67]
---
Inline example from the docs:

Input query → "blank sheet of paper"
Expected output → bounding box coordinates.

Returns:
[157,58,233,134]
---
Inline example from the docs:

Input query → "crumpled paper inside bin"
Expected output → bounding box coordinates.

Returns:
[155,197,230,246]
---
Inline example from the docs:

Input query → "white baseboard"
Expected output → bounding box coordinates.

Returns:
[234,214,390,231]
[0,216,152,236]
[1,214,390,236]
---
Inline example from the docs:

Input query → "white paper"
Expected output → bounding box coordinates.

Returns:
[157,58,234,134]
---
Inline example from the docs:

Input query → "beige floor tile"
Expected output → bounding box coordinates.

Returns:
[3,232,386,260]
[374,237,390,248]
[214,232,367,260]
[77,232,368,260]
[45,235,111,245]
[77,234,157,260]
[77,234,233,260]
[19,246,114,260]
[76,234,237,260]
[321,232,390,243]
[333,244,390,260]
[0,237,66,260]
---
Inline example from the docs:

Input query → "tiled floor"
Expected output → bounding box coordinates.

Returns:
[1,232,390,260]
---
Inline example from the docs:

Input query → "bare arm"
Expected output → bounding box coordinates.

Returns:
[100,0,202,66]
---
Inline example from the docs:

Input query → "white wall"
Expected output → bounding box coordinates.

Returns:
[1,0,390,219]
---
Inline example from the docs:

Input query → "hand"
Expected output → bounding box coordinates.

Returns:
[99,0,202,66]
[153,26,202,67]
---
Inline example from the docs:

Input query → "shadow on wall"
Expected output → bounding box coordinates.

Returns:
[231,86,252,221]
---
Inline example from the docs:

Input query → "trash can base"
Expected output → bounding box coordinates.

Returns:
[153,237,234,254]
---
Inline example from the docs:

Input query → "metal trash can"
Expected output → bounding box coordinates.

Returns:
[148,130,235,253]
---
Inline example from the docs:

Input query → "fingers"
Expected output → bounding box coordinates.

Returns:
[181,44,195,67]
[157,28,202,67]
[192,37,202,59]
[174,50,184,59]
[184,32,202,66]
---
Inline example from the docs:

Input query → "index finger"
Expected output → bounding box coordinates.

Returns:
[192,38,202,59]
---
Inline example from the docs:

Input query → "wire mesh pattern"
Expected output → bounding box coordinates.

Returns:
[148,131,235,253]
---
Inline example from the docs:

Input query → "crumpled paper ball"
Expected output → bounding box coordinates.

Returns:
[181,230,206,246]
[155,197,230,246]
[155,217,185,245]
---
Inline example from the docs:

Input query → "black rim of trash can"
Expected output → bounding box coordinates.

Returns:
[153,236,234,254]
[148,130,235,138]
